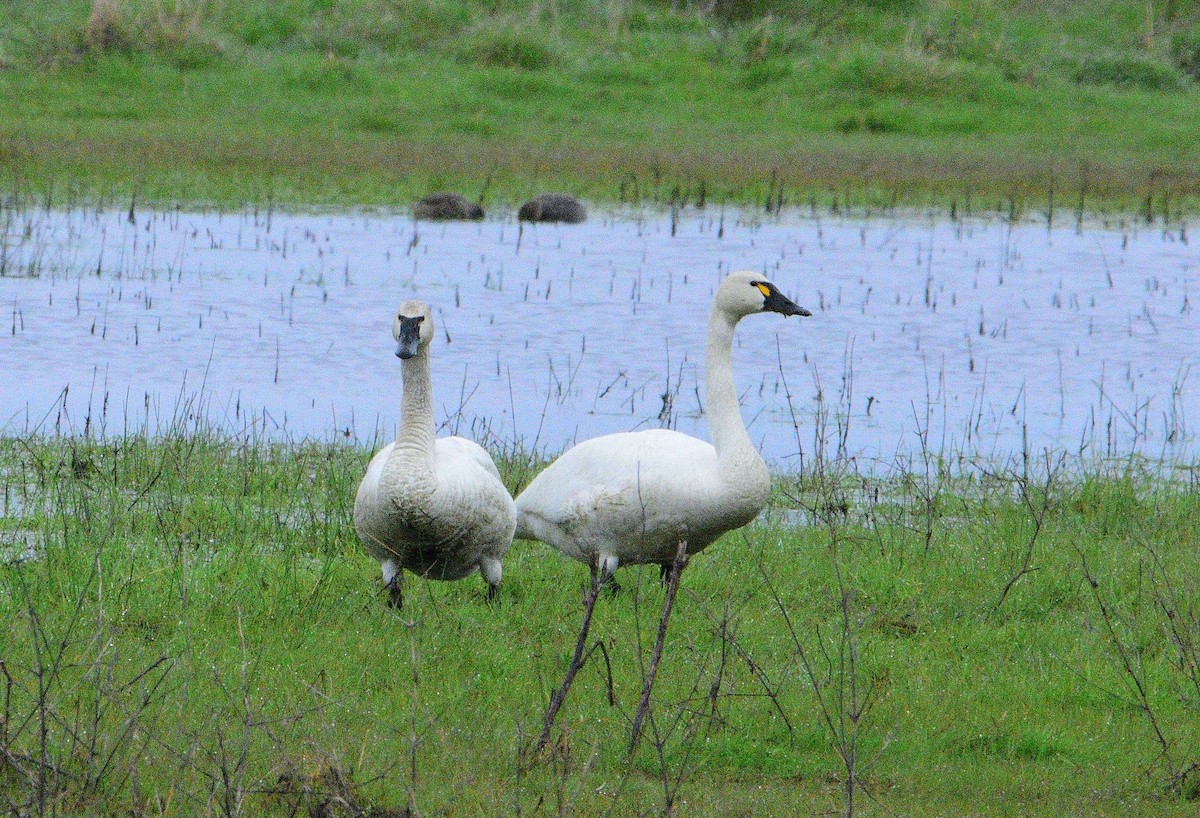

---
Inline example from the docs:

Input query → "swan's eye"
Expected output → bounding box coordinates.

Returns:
[751,282,772,298]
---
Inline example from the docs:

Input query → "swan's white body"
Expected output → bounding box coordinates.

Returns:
[515,271,810,577]
[516,429,767,569]
[354,301,516,605]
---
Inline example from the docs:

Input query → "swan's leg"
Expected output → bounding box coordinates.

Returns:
[657,562,671,584]
[599,553,619,581]
[591,552,620,595]
[479,556,503,603]
[381,559,403,609]
[585,551,624,594]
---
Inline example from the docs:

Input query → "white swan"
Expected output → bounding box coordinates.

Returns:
[353,300,517,607]
[514,271,810,582]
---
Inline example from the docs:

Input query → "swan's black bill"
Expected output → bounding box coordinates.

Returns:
[757,282,812,317]
[395,316,423,359]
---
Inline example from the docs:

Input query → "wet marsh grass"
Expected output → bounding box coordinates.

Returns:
[1,2,1200,212]
[2,426,1199,816]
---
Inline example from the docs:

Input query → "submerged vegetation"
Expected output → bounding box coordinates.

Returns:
[1,420,1199,815]
[1,0,1199,212]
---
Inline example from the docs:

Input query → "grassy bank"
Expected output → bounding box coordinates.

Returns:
[2,1,1200,214]
[2,429,1198,816]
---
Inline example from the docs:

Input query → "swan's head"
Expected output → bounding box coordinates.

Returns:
[392,300,435,359]
[716,271,811,320]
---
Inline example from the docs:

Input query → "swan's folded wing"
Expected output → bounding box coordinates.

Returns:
[438,436,505,482]
[516,430,720,533]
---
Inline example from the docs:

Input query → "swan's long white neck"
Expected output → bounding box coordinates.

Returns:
[705,307,755,462]
[385,347,436,485]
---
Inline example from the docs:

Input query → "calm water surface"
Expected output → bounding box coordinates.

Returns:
[1,206,1196,467]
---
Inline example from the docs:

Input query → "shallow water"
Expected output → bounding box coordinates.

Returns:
[1,205,1196,467]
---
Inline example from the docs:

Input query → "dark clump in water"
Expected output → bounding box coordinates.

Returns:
[413,192,484,221]
[518,193,586,224]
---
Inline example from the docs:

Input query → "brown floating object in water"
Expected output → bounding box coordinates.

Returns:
[518,193,587,224]
[413,192,484,221]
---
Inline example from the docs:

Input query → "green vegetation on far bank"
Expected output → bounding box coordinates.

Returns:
[2,1,1200,215]
[2,429,1199,816]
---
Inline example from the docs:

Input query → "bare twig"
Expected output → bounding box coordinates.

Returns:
[992,448,1065,613]
[629,540,689,754]
[761,562,883,818]
[690,578,794,739]
[1076,549,1179,787]
[536,561,605,755]
[1139,538,1200,706]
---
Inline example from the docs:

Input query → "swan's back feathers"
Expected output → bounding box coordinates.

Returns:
[439,435,504,482]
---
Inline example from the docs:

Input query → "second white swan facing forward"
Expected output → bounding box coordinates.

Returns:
[353,300,517,608]
[514,270,811,582]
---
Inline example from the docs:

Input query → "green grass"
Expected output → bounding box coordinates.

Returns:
[2,428,1199,815]
[1,1,1199,213]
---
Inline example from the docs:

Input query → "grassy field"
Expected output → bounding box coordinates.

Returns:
[2,425,1198,816]
[1,1,1200,213]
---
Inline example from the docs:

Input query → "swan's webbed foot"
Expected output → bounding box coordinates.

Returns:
[588,570,619,594]
[585,571,621,602]
[386,576,404,610]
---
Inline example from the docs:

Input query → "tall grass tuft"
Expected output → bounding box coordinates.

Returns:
[1069,51,1188,91]
[467,21,560,70]
[1171,27,1200,82]
[83,0,128,52]
[79,0,224,67]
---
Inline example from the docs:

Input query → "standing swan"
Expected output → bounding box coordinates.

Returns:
[354,300,517,607]
[514,271,810,582]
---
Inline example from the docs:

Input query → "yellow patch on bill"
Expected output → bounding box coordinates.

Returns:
[754,282,771,297]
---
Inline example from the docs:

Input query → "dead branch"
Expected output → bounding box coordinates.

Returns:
[629,540,689,754]
[535,561,606,755]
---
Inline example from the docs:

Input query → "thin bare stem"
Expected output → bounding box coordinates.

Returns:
[1077,549,1176,781]
[993,449,1064,613]
[536,562,605,755]
[629,540,689,754]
